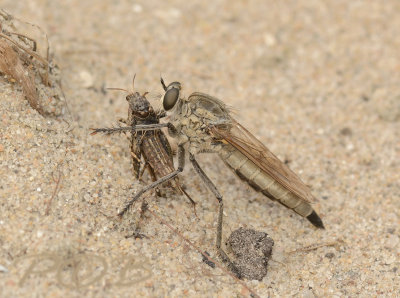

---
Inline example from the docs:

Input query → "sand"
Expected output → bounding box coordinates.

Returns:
[1,1,399,297]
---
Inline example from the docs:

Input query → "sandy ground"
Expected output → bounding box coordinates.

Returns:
[1,1,399,297]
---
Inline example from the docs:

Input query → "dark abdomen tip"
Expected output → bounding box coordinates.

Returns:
[307,210,325,229]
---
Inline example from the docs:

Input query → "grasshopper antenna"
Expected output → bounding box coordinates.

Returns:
[106,73,137,94]
[132,73,136,90]
[107,87,129,93]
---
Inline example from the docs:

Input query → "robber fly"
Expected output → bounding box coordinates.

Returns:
[96,78,324,274]
[91,76,196,221]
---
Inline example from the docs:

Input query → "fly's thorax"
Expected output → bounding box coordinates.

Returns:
[188,92,229,114]
[165,91,232,155]
[166,100,203,139]
[192,105,224,124]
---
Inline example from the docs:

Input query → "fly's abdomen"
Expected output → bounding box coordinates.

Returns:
[218,144,313,218]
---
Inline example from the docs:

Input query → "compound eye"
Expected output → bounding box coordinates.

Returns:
[163,88,179,110]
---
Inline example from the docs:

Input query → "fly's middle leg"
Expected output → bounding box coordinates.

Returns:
[189,154,241,278]
[118,145,185,217]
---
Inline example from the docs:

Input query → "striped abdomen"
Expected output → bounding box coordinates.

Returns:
[218,143,323,227]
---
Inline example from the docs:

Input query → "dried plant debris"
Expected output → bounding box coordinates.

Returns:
[0,9,65,117]
[227,227,274,281]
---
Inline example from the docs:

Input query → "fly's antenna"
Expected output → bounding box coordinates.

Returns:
[160,76,167,91]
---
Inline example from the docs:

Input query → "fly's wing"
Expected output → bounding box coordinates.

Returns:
[210,118,316,203]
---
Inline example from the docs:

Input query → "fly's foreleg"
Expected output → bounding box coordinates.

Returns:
[118,145,185,217]
[189,154,240,278]
[91,123,172,135]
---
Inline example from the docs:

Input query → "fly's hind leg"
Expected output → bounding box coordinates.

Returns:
[189,153,241,278]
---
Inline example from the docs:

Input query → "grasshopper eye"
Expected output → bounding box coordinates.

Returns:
[162,82,181,110]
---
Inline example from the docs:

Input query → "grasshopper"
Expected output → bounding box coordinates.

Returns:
[94,78,324,274]
[91,77,196,232]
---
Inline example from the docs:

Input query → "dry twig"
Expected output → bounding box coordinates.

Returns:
[0,38,44,114]
[288,239,344,254]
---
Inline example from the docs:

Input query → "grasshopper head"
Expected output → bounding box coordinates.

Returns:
[126,91,153,119]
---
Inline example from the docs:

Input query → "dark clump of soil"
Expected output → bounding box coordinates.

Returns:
[227,227,274,281]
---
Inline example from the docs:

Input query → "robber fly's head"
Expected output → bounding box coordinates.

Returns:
[160,77,181,111]
[126,91,153,119]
